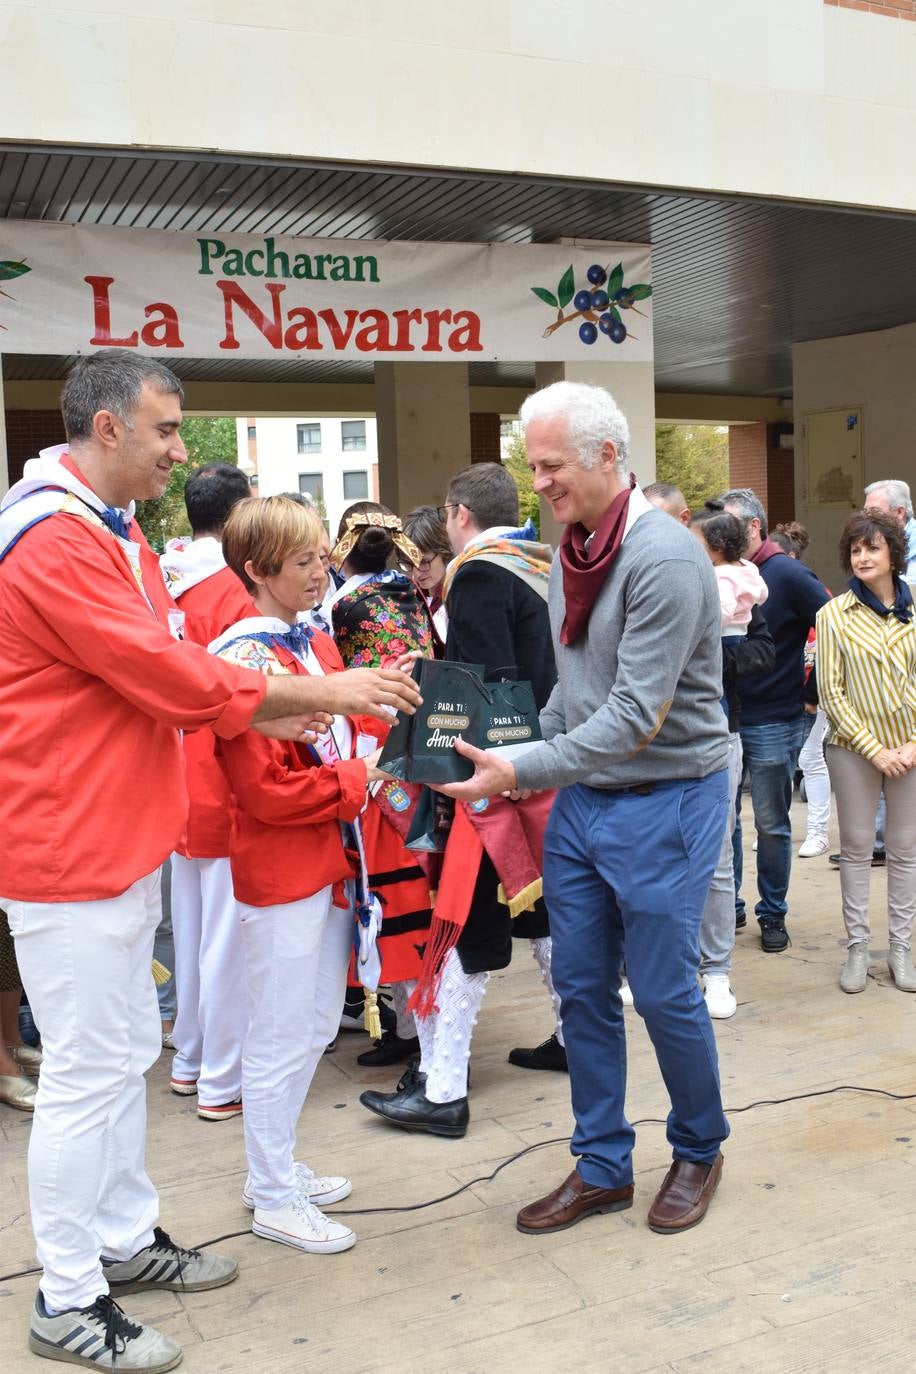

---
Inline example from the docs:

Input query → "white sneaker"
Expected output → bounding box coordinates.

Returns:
[252,1190,356,1254]
[619,979,634,1007]
[242,1163,352,1210]
[703,974,737,1019]
[798,833,829,858]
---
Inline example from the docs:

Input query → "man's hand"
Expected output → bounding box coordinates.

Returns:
[323,667,422,721]
[433,738,518,802]
[253,713,331,742]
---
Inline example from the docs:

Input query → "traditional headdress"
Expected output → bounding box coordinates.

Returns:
[330,510,422,569]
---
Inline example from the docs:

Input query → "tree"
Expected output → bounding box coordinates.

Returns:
[134,416,242,551]
[503,431,540,532]
[654,424,729,512]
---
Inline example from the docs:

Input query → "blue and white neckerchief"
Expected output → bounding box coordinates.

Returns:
[99,506,133,543]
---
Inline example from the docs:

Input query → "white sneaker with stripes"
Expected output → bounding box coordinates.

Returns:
[242,1163,352,1210]
[29,1290,181,1371]
[102,1227,238,1296]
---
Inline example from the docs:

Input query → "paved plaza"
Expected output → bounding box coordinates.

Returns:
[3,804,916,1373]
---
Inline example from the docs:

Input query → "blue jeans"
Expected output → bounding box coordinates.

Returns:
[544,773,730,1191]
[734,717,806,925]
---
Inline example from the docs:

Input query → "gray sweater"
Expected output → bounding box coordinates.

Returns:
[514,508,729,792]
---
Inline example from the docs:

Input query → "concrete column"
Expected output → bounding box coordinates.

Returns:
[0,356,8,497]
[532,359,656,546]
[374,362,472,514]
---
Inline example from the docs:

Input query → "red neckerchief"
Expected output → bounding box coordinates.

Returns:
[558,477,635,645]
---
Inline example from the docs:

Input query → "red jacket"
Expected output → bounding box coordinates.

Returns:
[0,513,266,903]
[175,566,255,859]
[216,630,382,907]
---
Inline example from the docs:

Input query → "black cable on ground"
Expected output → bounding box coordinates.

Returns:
[2,1081,915,1285]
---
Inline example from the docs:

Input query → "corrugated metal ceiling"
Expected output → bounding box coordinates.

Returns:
[3,147,915,397]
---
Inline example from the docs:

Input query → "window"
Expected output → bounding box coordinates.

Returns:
[298,472,324,504]
[341,420,367,452]
[297,423,321,454]
[343,469,369,501]
[247,425,257,441]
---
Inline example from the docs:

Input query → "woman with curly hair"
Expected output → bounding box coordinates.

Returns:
[817,509,916,994]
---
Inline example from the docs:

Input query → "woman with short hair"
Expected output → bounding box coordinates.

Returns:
[817,509,916,993]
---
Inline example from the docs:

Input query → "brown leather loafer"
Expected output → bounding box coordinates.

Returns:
[516,1169,634,1234]
[647,1154,723,1234]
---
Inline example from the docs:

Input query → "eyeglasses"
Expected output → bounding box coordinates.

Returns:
[436,503,461,523]
[416,557,436,571]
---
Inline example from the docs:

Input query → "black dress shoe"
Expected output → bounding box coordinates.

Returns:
[508,1032,568,1073]
[735,910,747,930]
[357,1031,421,1068]
[360,1078,469,1137]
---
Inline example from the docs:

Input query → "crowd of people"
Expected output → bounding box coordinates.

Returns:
[0,350,914,1373]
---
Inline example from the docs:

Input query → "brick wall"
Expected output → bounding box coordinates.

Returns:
[824,0,916,19]
[728,422,796,528]
[4,410,65,485]
[469,412,501,465]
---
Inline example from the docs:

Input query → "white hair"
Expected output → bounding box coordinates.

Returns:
[519,381,630,476]
[865,479,913,520]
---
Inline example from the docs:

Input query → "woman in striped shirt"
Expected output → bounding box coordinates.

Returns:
[816,510,916,995]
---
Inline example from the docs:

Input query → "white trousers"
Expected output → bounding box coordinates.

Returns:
[4,873,162,1310]
[170,853,245,1105]
[415,949,489,1104]
[239,889,351,1210]
[798,708,832,837]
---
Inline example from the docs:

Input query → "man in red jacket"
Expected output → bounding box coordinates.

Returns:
[160,463,254,1121]
[0,352,419,1373]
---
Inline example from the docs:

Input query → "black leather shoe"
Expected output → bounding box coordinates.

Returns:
[357,1031,421,1068]
[359,1081,469,1137]
[508,1032,568,1073]
[735,910,747,930]
[759,918,789,953]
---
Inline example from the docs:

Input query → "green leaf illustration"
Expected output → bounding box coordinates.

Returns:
[0,260,31,281]
[556,264,575,309]
[607,263,624,297]
[628,283,652,301]
[531,286,559,308]
[610,305,622,325]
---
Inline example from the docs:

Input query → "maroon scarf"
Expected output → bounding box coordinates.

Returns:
[559,477,635,645]
[750,537,787,568]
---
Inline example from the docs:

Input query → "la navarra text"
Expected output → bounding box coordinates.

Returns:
[83,275,484,354]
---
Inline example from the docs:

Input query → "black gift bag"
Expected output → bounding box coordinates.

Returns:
[481,679,543,756]
[378,658,487,784]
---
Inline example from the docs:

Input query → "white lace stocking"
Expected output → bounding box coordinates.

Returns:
[391,979,417,1041]
[420,949,488,1103]
[531,936,564,1046]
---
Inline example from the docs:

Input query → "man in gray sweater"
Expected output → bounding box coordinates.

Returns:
[444,380,730,1236]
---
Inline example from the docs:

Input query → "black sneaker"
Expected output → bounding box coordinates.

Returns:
[29,1290,181,1371]
[735,911,747,931]
[507,1032,569,1073]
[759,919,789,953]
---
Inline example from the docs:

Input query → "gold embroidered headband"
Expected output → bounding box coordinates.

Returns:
[330,511,422,569]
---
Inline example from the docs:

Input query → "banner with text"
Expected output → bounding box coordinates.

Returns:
[0,222,652,362]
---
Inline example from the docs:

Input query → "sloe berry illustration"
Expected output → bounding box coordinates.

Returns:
[530,260,652,346]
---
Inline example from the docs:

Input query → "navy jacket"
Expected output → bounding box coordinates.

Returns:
[737,547,830,726]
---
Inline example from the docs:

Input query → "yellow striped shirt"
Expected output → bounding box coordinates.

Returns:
[816,590,916,759]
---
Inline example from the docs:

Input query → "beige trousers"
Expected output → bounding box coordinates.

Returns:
[826,745,916,947]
